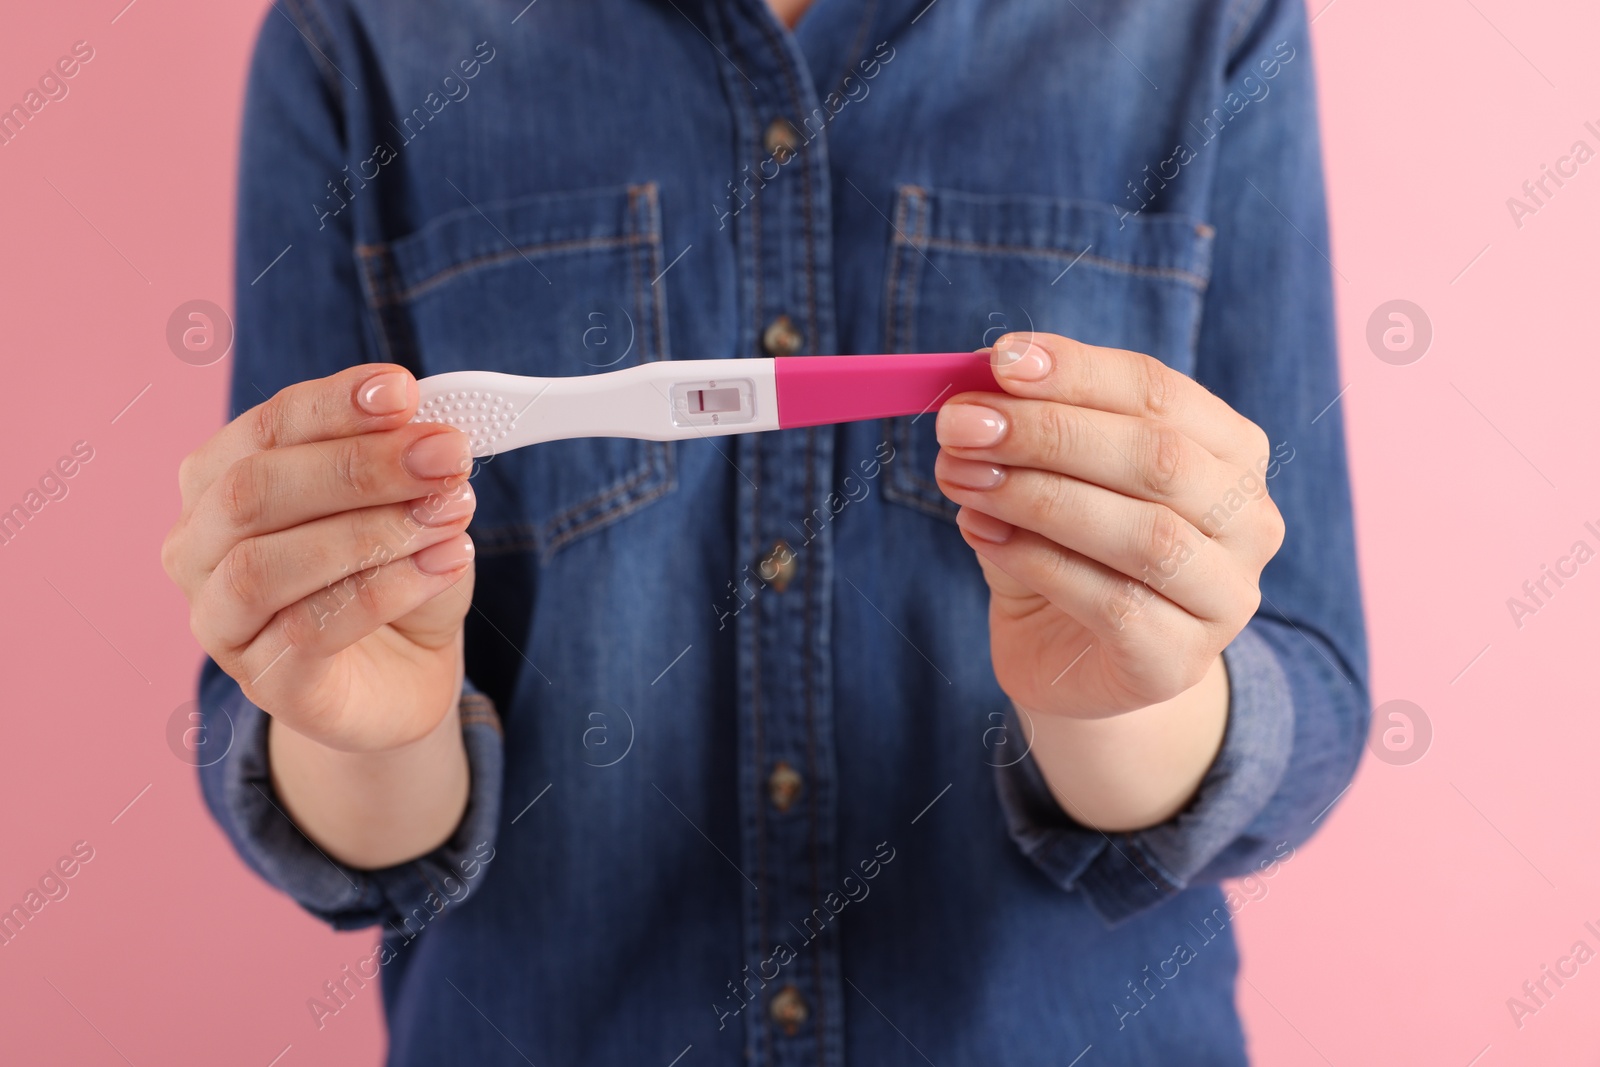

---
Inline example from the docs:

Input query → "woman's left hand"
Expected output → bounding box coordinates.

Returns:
[935,332,1287,721]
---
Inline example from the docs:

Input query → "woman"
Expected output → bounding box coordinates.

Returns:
[161,0,1367,1062]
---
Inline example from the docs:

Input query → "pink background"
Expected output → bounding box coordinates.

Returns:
[1,0,1595,1063]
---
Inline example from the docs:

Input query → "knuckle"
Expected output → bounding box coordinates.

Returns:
[1175,650,1213,695]
[221,538,268,610]
[187,599,230,662]
[1248,424,1272,464]
[1140,506,1187,574]
[177,450,200,497]
[277,600,322,657]
[159,524,184,581]
[1097,574,1146,633]
[1241,581,1264,622]
[1034,467,1077,522]
[332,437,377,499]
[344,508,381,561]
[1138,355,1178,419]
[1138,423,1186,497]
[1037,537,1080,591]
[186,600,208,646]
[1262,502,1287,556]
[1036,404,1083,467]
[218,458,266,530]
[352,568,389,617]
[245,396,284,453]
[188,603,230,664]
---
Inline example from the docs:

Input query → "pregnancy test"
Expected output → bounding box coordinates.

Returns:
[411,353,1000,458]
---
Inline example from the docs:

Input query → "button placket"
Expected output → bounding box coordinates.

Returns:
[718,7,847,1065]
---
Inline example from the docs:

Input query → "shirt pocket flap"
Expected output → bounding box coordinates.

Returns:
[357,182,676,560]
[882,184,1215,522]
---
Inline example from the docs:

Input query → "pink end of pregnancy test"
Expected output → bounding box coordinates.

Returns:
[411,352,1001,457]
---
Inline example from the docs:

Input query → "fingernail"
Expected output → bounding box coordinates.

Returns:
[991,336,1051,381]
[936,452,1006,490]
[937,403,1007,448]
[414,533,475,575]
[404,431,472,480]
[956,507,1014,544]
[412,484,475,526]
[357,371,411,415]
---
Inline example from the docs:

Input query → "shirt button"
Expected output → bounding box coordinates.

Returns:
[758,539,797,592]
[761,315,804,357]
[763,118,801,164]
[769,985,809,1035]
[768,761,803,812]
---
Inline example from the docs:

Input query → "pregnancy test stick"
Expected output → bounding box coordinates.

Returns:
[412,353,1000,458]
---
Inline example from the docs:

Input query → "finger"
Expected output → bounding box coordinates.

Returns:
[192,484,477,652]
[231,531,476,697]
[954,509,1216,702]
[183,424,474,577]
[984,333,1267,464]
[178,364,419,512]
[935,395,1257,537]
[936,457,1257,624]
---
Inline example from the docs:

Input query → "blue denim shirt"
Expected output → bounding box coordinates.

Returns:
[199,0,1368,1063]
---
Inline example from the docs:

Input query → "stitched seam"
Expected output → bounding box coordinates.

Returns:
[360,252,408,365]
[803,425,824,1067]
[458,693,502,736]
[883,187,944,516]
[360,234,652,307]
[881,186,907,356]
[827,0,880,100]
[740,94,763,364]
[634,183,679,523]
[538,466,667,561]
[469,469,675,560]
[408,181,670,562]
[904,469,955,502]
[412,861,447,918]
[883,485,959,523]
[911,238,1211,290]
[1123,836,1182,892]
[1224,0,1272,62]
[750,440,770,1064]
[752,6,818,366]
[643,183,669,368]
[750,10,801,1049]
[545,461,658,542]
[287,0,338,63]
[542,478,674,559]
[278,0,344,104]
[469,458,668,558]
[898,194,951,515]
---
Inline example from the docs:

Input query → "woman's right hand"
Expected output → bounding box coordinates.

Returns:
[162,364,479,755]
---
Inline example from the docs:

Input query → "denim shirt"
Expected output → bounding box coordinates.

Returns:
[199,0,1368,1063]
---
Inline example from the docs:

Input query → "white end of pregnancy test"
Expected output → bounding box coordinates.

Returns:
[413,359,779,457]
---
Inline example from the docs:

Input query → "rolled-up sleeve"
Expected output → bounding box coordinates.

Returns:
[198,659,505,930]
[190,3,506,930]
[993,0,1370,926]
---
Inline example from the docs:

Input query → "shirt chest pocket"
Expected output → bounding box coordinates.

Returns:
[880,184,1215,522]
[357,183,676,560]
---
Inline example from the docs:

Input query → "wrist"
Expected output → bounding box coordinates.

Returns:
[267,695,471,869]
[1021,654,1229,832]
